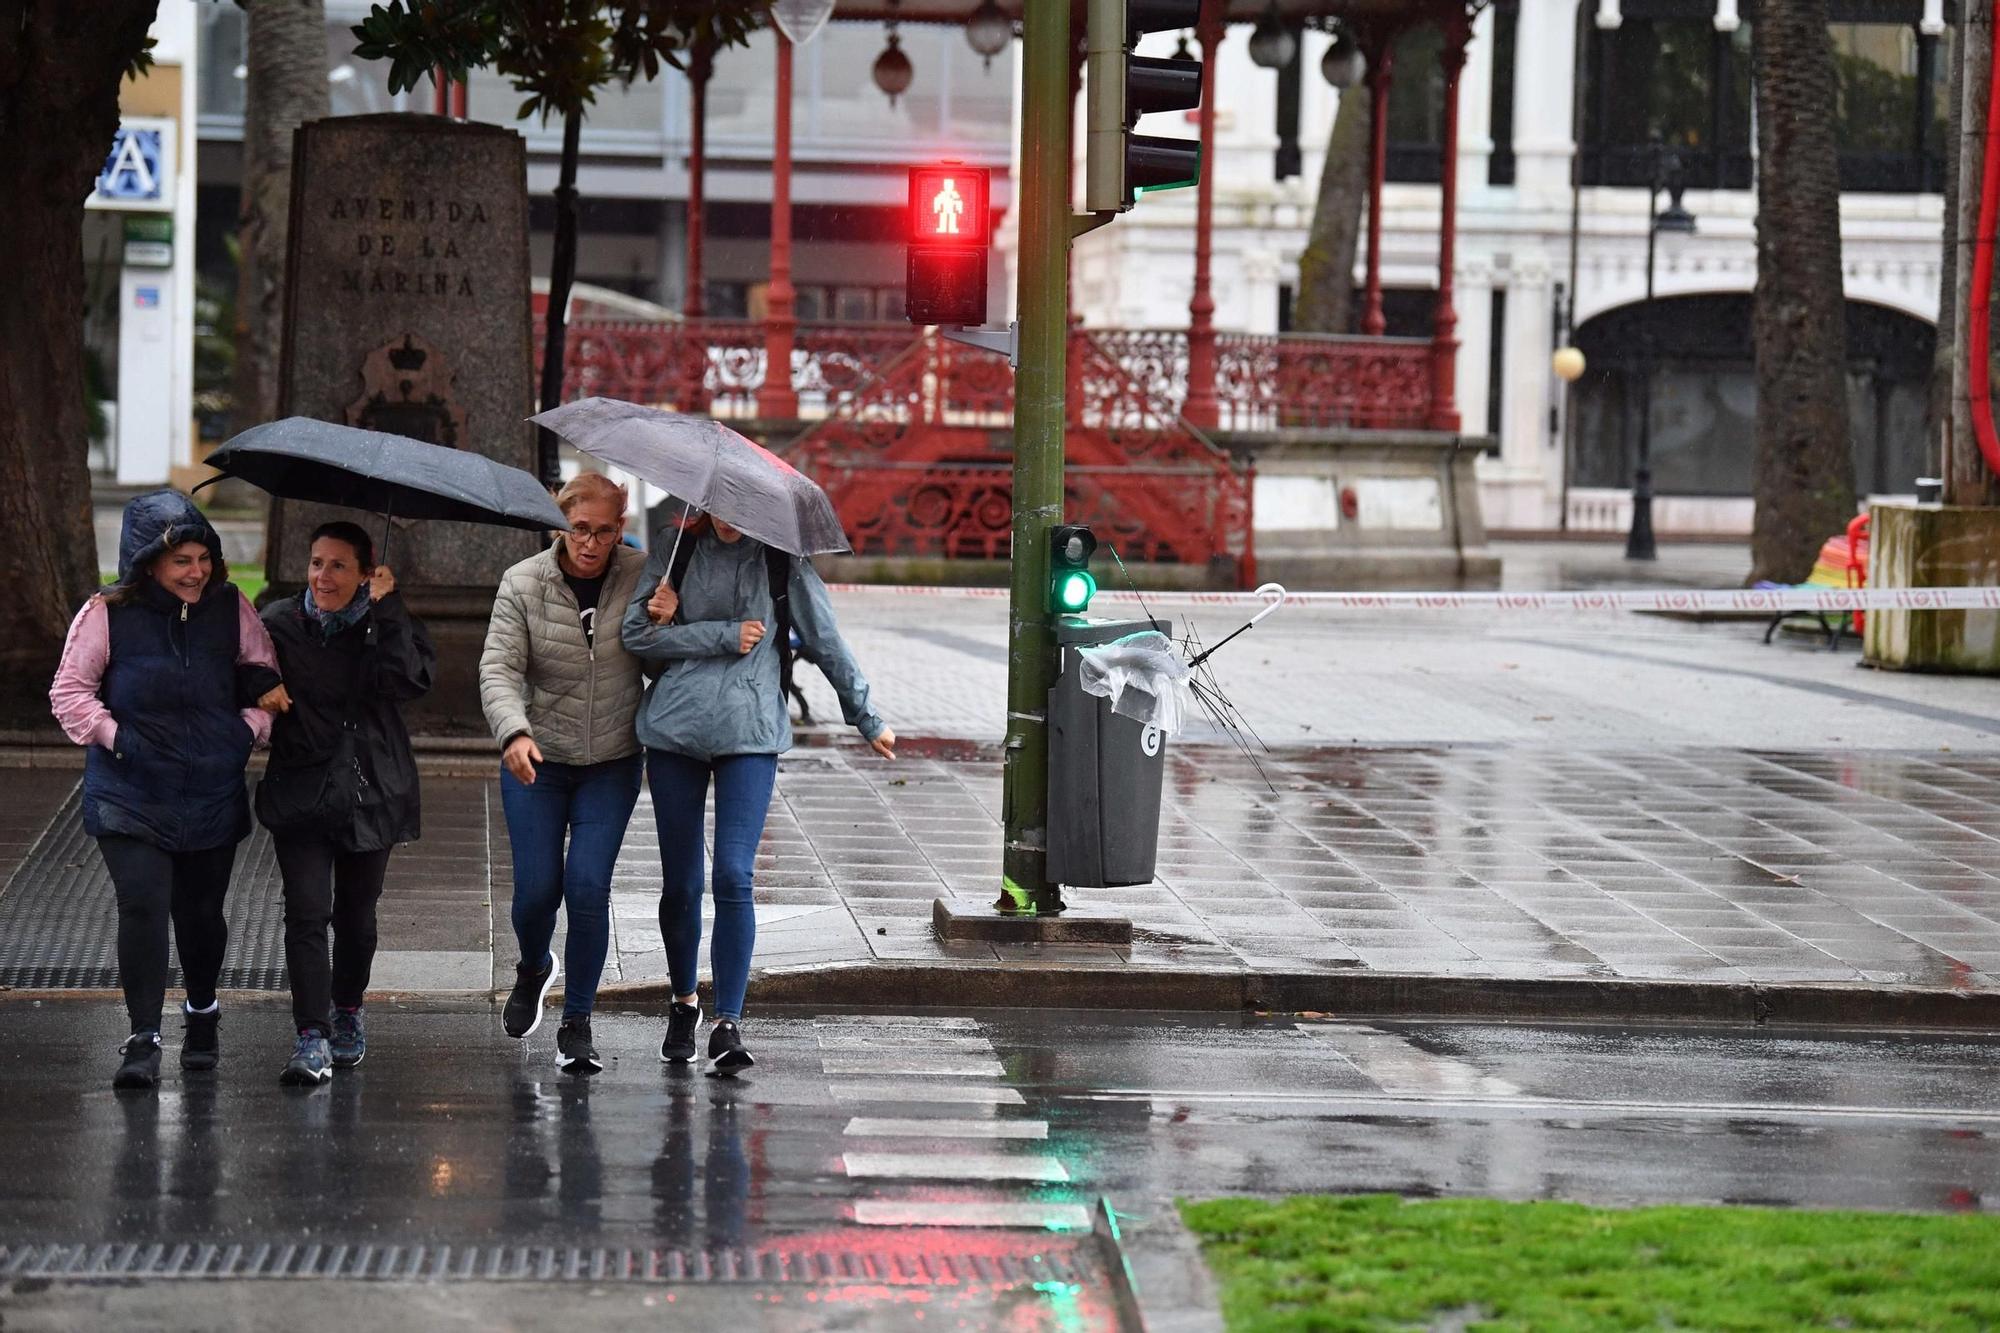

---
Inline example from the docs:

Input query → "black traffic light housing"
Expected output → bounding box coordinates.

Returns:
[906,162,990,326]
[1085,0,1204,212]
[1048,524,1099,615]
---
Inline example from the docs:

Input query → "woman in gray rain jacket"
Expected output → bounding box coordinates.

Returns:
[622,515,894,1075]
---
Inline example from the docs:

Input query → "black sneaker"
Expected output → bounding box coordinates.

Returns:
[555,1018,601,1076]
[705,1020,754,1077]
[280,1031,333,1086]
[113,1031,162,1090]
[181,1006,219,1072]
[659,1001,703,1064]
[330,1007,366,1068]
[503,954,560,1039]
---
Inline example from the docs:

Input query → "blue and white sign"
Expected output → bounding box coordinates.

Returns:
[87,117,177,212]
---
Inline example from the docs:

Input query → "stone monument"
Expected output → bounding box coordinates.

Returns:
[271,114,540,732]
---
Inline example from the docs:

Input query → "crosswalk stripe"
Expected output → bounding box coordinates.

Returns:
[843,1152,1069,1183]
[852,1201,1094,1230]
[817,1034,996,1052]
[844,1117,1048,1140]
[821,1054,1005,1077]
[828,1082,1025,1106]
[813,1016,981,1030]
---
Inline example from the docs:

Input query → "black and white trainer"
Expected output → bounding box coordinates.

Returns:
[705,1019,755,1077]
[555,1017,601,1076]
[113,1031,162,1091]
[503,954,560,1039]
[659,1001,703,1064]
[181,1004,220,1072]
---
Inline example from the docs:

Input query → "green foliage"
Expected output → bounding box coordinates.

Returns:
[194,237,239,429]
[350,0,769,123]
[123,34,157,80]
[1181,1194,2000,1332]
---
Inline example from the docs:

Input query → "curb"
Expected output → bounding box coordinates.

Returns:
[1095,1197,1225,1333]
[593,962,2000,1029]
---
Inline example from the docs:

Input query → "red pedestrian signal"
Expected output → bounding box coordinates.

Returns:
[907,163,990,326]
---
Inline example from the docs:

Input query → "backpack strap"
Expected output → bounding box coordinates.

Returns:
[765,546,796,704]
[665,531,699,623]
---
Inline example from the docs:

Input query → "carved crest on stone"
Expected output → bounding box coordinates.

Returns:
[345,332,467,447]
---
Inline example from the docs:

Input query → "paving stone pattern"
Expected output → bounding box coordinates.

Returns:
[600,742,2000,991]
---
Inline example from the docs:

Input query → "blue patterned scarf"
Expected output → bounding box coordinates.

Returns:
[302,584,372,639]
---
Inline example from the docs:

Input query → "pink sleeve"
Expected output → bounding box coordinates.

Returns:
[49,598,118,750]
[237,591,277,748]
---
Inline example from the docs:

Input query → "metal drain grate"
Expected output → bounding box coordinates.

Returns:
[0,1242,1088,1287]
[0,785,289,991]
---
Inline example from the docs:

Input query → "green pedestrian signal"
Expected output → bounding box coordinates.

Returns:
[1049,524,1098,615]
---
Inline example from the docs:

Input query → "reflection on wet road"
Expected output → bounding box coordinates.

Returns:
[0,1000,1994,1320]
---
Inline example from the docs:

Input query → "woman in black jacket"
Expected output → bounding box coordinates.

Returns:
[257,521,435,1086]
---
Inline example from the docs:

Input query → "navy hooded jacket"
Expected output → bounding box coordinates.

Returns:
[81,490,271,851]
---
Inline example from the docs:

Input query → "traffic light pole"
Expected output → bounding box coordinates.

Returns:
[998,0,1073,915]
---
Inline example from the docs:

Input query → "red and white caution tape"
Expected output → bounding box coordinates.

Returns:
[822,583,2000,613]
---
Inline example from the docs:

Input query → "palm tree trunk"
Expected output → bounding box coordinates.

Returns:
[536,107,583,489]
[0,0,157,724]
[232,0,328,433]
[1293,87,1371,333]
[1751,0,1856,583]
[1928,21,1962,477]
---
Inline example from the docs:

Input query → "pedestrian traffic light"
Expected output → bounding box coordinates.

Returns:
[1085,0,1204,212]
[906,162,990,326]
[1049,524,1098,615]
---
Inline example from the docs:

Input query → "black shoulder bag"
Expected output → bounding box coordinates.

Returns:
[254,620,382,837]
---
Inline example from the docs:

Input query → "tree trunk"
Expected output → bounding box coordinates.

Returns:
[1293,85,1371,334]
[0,0,158,725]
[1750,0,1856,584]
[1928,23,1962,477]
[232,0,328,433]
[1948,0,2000,506]
[535,107,582,488]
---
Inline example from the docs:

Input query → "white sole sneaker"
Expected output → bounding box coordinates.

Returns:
[659,1010,705,1064]
[508,957,561,1040]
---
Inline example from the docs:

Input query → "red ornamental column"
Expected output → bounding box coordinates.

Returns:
[758,32,800,419]
[1184,3,1224,430]
[1428,14,1467,432]
[684,42,713,319]
[1360,27,1395,337]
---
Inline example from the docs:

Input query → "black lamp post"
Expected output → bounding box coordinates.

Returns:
[1628,140,1696,562]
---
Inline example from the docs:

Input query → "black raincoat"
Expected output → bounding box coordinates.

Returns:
[256,591,436,851]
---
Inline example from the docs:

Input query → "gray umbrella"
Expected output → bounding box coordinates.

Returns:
[530,397,850,557]
[203,418,567,532]
[201,418,567,562]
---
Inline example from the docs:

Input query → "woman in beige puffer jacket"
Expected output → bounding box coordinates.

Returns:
[478,473,646,1075]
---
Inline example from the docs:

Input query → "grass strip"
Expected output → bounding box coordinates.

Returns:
[1180,1194,2000,1332]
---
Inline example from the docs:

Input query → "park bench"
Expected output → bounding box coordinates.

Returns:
[1760,513,1869,651]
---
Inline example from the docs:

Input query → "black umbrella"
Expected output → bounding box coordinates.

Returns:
[530,398,850,558]
[200,418,567,560]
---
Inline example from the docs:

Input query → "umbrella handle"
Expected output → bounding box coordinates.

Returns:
[1248,582,1288,627]
[379,496,394,569]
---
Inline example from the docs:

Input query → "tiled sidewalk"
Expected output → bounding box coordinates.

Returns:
[597,739,2000,995]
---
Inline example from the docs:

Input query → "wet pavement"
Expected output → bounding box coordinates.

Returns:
[1,1000,1995,1325]
[5,743,2000,1011]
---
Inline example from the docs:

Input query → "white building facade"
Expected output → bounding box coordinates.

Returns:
[1071,0,1949,536]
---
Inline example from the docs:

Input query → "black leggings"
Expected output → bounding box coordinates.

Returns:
[275,837,391,1035]
[96,835,238,1035]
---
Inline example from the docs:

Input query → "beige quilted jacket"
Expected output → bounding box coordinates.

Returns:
[479,542,647,765]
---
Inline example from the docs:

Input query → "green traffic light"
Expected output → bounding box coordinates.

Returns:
[1053,569,1097,613]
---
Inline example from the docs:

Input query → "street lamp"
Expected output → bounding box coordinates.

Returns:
[1627,140,1695,562]
[1248,3,1299,69]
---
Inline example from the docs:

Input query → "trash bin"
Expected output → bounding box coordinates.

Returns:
[1046,617,1173,888]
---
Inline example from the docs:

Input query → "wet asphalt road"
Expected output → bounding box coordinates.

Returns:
[2,999,1996,1326]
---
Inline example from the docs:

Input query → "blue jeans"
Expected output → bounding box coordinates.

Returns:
[501,753,642,1019]
[648,749,778,1023]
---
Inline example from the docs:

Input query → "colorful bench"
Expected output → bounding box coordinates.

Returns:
[1760,513,1870,650]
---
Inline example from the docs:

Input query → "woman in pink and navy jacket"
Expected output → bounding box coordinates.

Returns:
[49,489,281,1091]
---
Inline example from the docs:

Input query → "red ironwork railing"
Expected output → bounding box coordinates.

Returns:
[554,320,1439,433]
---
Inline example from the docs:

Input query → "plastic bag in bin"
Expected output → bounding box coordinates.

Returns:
[1074,631,1194,736]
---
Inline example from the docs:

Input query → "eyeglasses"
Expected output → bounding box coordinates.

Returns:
[567,525,622,547]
